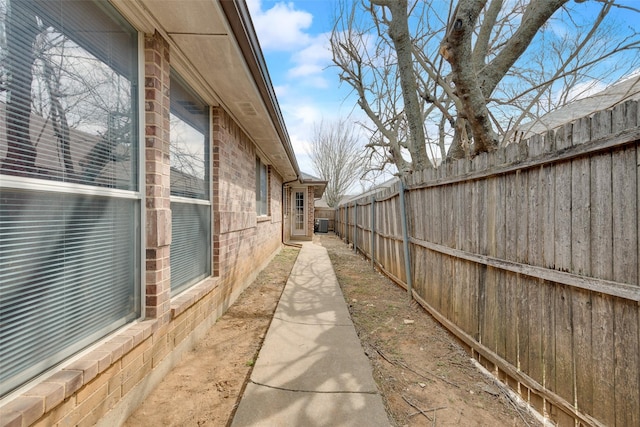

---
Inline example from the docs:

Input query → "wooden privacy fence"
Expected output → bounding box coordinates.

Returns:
[335,100,640,427]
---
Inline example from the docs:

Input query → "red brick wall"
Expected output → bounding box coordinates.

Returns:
[0,31,285,427]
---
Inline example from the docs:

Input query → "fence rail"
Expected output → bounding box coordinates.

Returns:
[336,101,640,427]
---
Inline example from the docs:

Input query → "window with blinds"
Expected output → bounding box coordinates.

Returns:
[169,72,211,295]
[0,0,140,397]
[256,157,268,216]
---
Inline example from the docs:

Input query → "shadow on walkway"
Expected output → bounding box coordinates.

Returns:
[231,242,390,427]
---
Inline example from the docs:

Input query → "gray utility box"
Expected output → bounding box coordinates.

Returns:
[316,218,329,233]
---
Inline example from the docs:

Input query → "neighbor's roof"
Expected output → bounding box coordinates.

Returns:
[520,74,640,137]
[299,172,328,199]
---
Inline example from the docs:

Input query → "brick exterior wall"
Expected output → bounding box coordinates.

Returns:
[0,31,284,427]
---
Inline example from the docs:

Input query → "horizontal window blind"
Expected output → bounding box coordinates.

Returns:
[256,157,268,215]
[170,201,211,295]
[0,0,139,397]
[169,72,211,294]
[0,0,137,189]
[0,189,140,396]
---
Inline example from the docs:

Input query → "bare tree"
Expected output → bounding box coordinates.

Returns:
[310,118,364,207]
[331,0,640,177]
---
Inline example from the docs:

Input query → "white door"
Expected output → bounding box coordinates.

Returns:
[292,189,306,236]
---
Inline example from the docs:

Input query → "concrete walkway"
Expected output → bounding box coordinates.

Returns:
[231,242,391,427]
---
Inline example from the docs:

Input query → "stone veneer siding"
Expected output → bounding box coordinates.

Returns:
[0,30,284,427]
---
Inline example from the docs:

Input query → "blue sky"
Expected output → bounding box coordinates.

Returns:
[247,0,351,175]
[246,0,640,177]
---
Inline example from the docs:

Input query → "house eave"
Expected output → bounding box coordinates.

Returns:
[110,0,299,181]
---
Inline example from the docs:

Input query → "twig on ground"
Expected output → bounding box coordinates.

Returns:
[373,345,460,389]
[402,395,432,421]
[408,405,448,417]
[491,380,531,427]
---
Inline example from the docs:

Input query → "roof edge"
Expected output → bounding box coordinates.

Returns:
[218,0,300,180]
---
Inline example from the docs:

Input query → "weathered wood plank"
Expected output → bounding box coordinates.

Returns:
[482,177,498,352]
[495,175,507,359]
[614,301,640,427]
[541,281,556,395]
[450,183,461,330]
[428,188,439,311]
[504,173,518,366]
[591,294,615,425]
[554,161,571,273]
[410,235,640,301]
[516,170,530,374]
[527,168,544,392]
[589,152,615,423]
[612,145,639,286]
[541,164,555,269]
[552,158,576,425]
[571,156,593,415]
[405,126,640,190]
[517,170,529,265]
[505,276,520,371]
[528,278,544,388]
[553,285,576,427]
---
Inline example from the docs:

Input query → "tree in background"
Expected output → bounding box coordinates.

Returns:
[331,0,640,178]
[310,118,364,207]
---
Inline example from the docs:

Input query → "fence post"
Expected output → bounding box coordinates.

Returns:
[345,205,348,243]
[354,202,358,253]
[399,180,413,300]
[371,196,375,269]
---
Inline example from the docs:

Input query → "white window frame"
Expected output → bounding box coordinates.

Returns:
[256,156,269,217]
[0,0,143,397]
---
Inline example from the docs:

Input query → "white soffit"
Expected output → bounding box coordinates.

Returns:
[112,0,297,180]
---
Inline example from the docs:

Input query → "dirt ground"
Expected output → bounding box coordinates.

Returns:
[123,247,300,427]
[124,234,540,426]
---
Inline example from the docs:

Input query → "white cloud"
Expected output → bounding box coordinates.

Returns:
[287,33,332,87]
[246,0,313,51]
[273,84,290,99]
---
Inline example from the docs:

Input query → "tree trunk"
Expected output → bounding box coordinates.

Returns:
[441,0,499,154]
[375,0,430,171]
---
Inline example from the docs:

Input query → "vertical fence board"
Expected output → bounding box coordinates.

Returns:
[504,173,519,366]
[456,181,476,333]
[540,165,557,401]
[571,156,593,415]
[516,170,530,374]
[612,145,639,286]
[554,285,575,426]
[590,153,615,424]
[541,281,556,405]
[483,177,498,351]
[439,186,458,324]
[495,175,507,358]
[473,180,486,339]
[528,168,543,393]
[613,142,640,426]
[614,301,640,427]
[427,187,437,309]
[554,160,575,422]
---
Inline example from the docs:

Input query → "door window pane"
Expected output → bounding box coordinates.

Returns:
[295,191,304,231]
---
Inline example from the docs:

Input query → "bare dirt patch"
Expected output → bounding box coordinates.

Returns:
[316,233,540,427]
[123,247,300,427]
[125,235,539,426]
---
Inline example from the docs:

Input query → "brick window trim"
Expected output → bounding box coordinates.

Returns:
[169,276,220,318]
[0,274,222,426]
